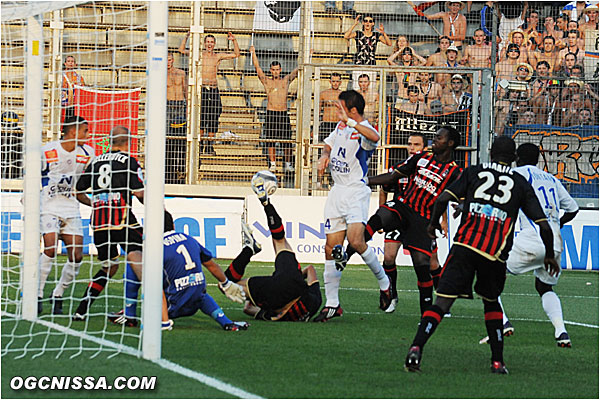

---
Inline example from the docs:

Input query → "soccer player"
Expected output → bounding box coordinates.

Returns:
[109,211,251,331]
[481,143,579,348]
[338,126,462,315]
[404,136,559,375]
[72,126,145,321]
[38,116,94,315]
[313,90,391,322]
[227,182,322,322]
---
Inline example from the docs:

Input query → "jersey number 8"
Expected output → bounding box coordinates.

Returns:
[98,164,112,189]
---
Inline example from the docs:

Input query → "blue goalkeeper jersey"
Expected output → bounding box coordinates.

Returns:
[163,231,214,308]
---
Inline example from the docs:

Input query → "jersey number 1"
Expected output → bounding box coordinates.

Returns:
[176,244,197,270]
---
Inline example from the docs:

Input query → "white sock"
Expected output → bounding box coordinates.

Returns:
[497,296,509,324]
[323,260,342,307]
[38,253,53,298]
[53,261,81,297]
[360,245,390,291]
[541,291,566,337]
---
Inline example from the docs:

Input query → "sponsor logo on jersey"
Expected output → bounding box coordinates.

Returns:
[350,130,359,140]
[174,272,205,291]
[417,157,429,167]
[76,154,90,164]
[469,201,508,221]
[418,167,442,184]
[45,149,59,163]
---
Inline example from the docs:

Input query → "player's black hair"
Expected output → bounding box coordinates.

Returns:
[270,60,282,68]
[358,73,370,81]
[490,136,516,164]
[440,125,460,149]
[62,115,88,135]
[516,143,540,166]
[164,210,175,232]
[204,34,216,42]
[408,132,427,146]
[330,72,341,79]
[338,90,365,115]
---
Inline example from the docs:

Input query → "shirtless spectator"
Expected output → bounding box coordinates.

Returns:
[517,108,537,125]
[561,91,586,126]
[578,108,594,125]
[495,88,527,135]
[319,73,343,142]
[567,20,587,44]
[580,4,599,36]
[167,53,187,143]
[198,33,240,155]
[531,61,553,96]
[530,36,561,73]
[435,45,460,91]
[496,44,523,83]
[520,10,543,49]
[558,30,585,64]
[531,79,564,126]
[61,56,85,120]
[500,28,531,63]
[250,45,298,173]
[542,15,566,49]
[388,47,420,101]
[357,74,379,126]
[416,72,442,108]
[513,62,534,98]
[441,74,472,113]
[555,13,569,41]
[496,1,529,53]
[426,36,452,66]
[424,1,467,50]
[460,29,491,67]
[397,85,430,115]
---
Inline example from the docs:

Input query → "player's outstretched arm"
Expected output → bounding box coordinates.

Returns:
[365,170,399,187]
[203,259,246,303]
[427,190,453,239]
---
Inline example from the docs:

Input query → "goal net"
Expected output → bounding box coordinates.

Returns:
[1,1,165,360]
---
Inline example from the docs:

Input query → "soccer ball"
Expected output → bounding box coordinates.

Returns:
[251,170,278,196]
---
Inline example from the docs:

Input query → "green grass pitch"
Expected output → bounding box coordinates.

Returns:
[2,257,598,399]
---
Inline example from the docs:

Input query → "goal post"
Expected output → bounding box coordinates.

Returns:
[142,0,168,361]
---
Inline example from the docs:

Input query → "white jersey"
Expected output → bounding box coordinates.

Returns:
[324,120,378,187]
[513,165,579,250]
[41,141,94,218]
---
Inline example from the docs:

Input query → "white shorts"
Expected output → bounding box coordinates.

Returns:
[40,214,83,236]
[506,240,561,285]
[324,184,371,234]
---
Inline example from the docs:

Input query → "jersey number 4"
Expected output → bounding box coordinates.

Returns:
[474,171,514,204]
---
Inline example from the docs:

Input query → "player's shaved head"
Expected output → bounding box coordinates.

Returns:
[111,126,130,147]
[490,136,516,164]
[516,143,540,166]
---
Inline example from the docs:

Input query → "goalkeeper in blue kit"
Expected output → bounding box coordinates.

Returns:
[109,211,257,331]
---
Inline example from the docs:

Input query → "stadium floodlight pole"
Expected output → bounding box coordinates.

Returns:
[22,14,44,321]
[142,0,168,361]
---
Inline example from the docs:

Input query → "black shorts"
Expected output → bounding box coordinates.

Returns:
[381,200,436,256]
[93,226,143,261]
[200,86,222,133]
[436,245,506,301]
[247,250,307,310]
[167,100,187,136]
[384,229,403,243]
[264,110,292,147]
[319,121,338,142]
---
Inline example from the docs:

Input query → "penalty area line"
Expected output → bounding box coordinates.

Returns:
[1,312,263,399]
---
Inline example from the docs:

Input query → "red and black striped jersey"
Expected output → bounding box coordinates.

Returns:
[394,151,462,220]
[280,282,322,321]
[76,150,144,230]
[445,162,547,261]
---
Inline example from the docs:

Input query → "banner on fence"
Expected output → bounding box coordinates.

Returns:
[73,85,141,156]
[508,125,599,199]
[253,1,301,31]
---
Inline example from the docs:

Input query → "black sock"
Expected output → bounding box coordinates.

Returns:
[264,203,285,240]
[484,300,504,364]
[431,266,442,289]
[412,304,445,349]
[415,264,433,315]
[225,246,253,282]
[76,269,109,314]
[383,263,397,298]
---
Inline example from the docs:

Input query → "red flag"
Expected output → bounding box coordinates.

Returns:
[72,86,141,156]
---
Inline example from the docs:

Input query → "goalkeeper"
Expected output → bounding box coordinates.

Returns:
[109,211,251,331]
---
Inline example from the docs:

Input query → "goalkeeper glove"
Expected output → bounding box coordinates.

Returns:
[218,279,246,303]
